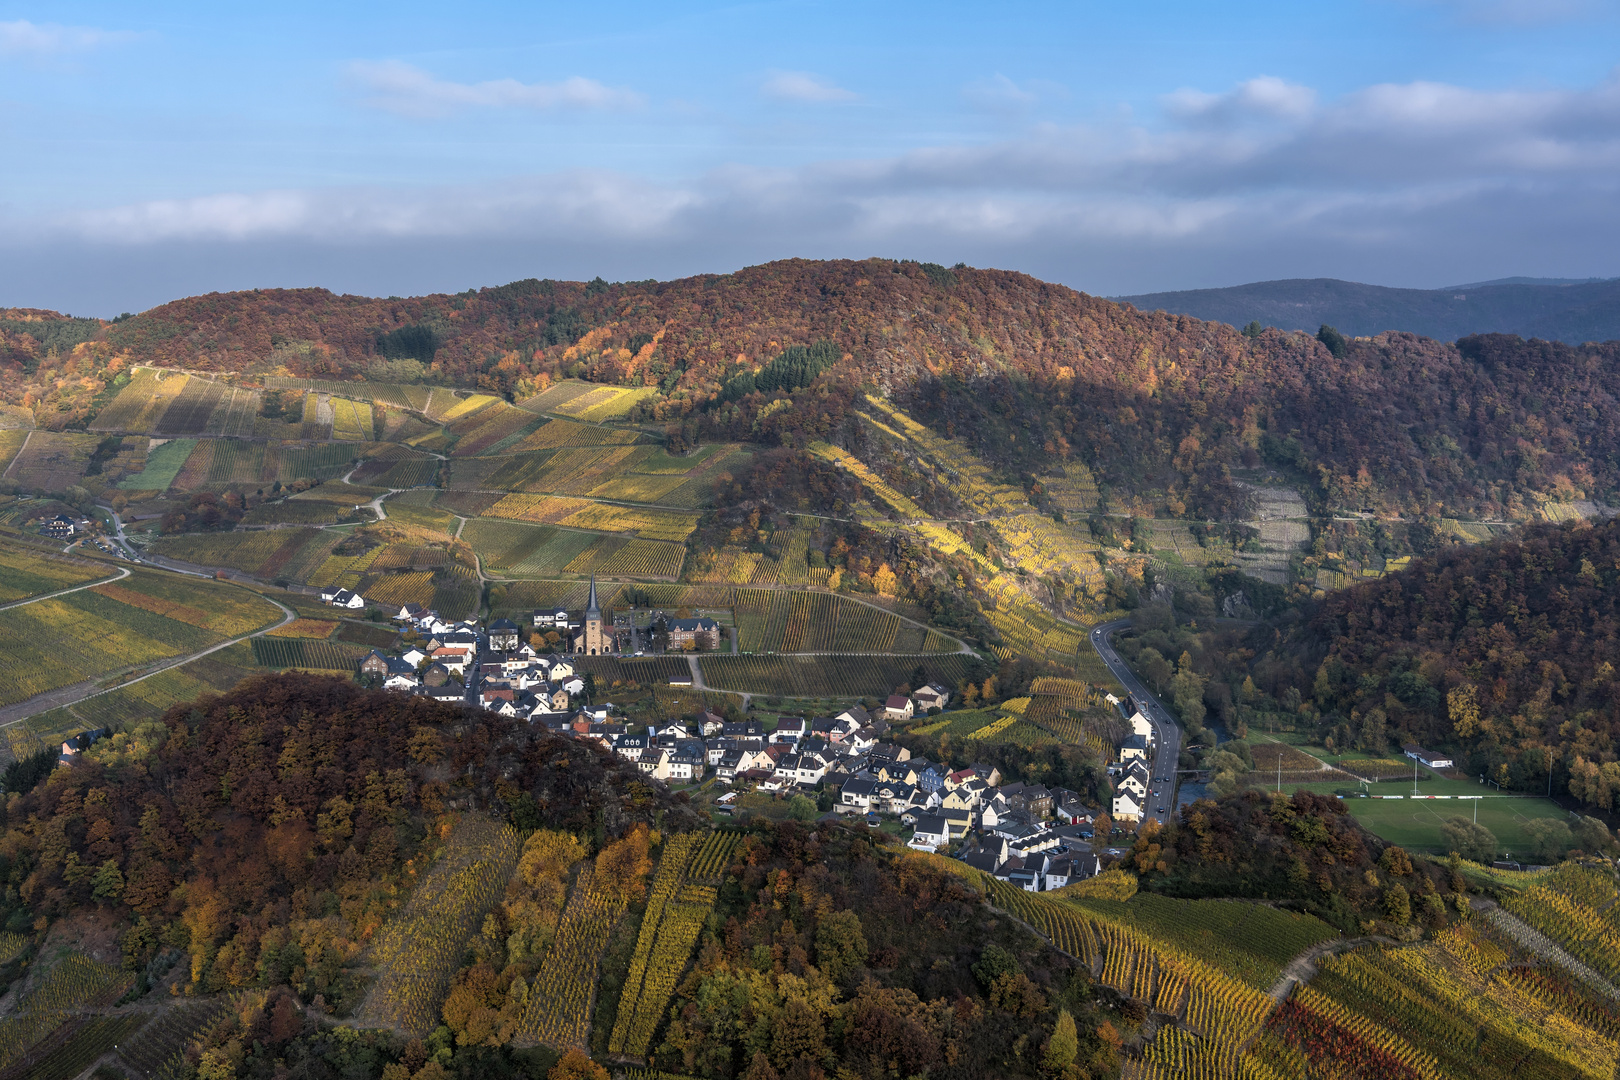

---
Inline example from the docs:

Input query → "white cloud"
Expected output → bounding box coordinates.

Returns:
[0,19,133,55]
[760,71,857,103]
[1164,76,1317,124]
[348,60,643,119]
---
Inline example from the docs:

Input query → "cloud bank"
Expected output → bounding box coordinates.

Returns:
[7,70,1620,310]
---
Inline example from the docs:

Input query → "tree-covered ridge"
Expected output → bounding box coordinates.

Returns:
[8,260,1620,521]
[0,674,695,1009]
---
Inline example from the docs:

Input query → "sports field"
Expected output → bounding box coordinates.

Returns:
[1281,776,1568,855]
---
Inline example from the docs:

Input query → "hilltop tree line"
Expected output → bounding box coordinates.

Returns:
[8,261,1620,522]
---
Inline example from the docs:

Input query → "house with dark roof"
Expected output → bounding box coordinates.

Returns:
[883,694,914,721]
[910,813,951,850]
[487,618,521,651]
[839,775,878,813]
[58,728,108,765]
[39,514,77,540]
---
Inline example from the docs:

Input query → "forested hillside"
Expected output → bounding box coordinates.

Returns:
[0,675,1121,1080]
[1173,518,1620,813]
[0,674,698,1008]
[7,260,1620,521]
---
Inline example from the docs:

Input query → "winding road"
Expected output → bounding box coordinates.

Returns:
[1089,618,1184,826]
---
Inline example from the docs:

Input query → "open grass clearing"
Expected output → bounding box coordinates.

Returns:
[1280,780,1570,855]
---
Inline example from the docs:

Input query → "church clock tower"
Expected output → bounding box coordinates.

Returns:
[575,574,611,655]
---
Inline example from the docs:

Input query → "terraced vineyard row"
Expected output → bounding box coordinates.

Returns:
[357,817,523,1035]
[251,637,370,671]
[969,875,1281,1079]
[519,863,627,1050]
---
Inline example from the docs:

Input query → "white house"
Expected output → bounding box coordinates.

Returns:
[1112,789,1143,823]
[1117,762,1149,800]
[910,813,951,850]
[883,694,914,722]
[1127,711,1154,742]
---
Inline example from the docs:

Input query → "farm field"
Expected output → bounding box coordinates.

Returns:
[0,568,281,708]
[520,379,657,422]
[484,494,699,541]
[251,636,371,672]
[0,430,27,475]
[506,417,646,451]
[607,832,734,1057]
[462,519,685,580]
[730,588,956,653]
[242,499,343,525]
[3,431,100,490]
[518,863,627,1050]
[150,528,338,579]
[29,651,263,740]
[0,548,110,603]
[117,437,198,491]
[92,369,261,438]
[572,655,694,685]
[1244,918,1620,1080]
[352,444,440,487]
[954,869,1285,1079]
[0,951,135,1071]
[698,654,979,698]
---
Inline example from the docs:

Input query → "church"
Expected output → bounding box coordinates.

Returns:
[573,574,613,655]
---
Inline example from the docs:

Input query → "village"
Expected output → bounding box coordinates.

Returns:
[274,575,1165,892]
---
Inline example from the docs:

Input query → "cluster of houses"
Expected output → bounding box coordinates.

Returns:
[1107,697,1162,825]
[340,582,1145,893]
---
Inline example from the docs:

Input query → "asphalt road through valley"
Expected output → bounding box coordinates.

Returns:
[1090,618,1184,825]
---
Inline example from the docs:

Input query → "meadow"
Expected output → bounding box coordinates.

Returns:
[117,438,198,491]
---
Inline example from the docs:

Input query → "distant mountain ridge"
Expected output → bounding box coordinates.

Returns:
[1116,276,1620,343]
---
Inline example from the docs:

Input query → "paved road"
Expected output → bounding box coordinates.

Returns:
[1089,618,1184,826]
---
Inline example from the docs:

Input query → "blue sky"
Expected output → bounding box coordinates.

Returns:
[4,0,1620,314]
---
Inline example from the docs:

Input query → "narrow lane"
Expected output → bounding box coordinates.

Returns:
[1088,618,1184,826]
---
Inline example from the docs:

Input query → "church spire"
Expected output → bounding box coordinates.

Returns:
[586,572,600,620]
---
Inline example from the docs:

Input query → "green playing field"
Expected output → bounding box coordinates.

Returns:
[1280,778,1569,857]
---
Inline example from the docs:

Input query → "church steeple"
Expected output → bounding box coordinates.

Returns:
[585,573,601,620]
